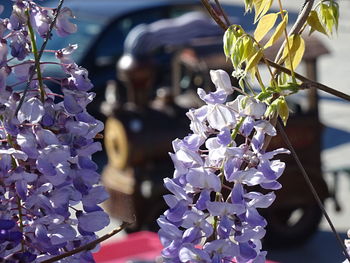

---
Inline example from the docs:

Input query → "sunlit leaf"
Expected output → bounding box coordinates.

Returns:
[223,25,245,59]
[224,28,235,58]
[242,36,254,61]
[244,0,254,12]
[283,34,305,70]
[277,72,288,86]
[307,10,327,36]
[264,99,278,118]
[331,2,339,31]
[254,13,278,42]
[264,14,288,48]
[231,37,245,68]
[321,3,334,33]
[246,48,263,72]
[254,0,274,23]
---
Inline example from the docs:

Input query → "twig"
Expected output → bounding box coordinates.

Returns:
[41,222,130,263]
[265,59,350,102]
[214,0,230,26]
[277,121,350,262]
[15,0,65,115]
[200,0,228,31]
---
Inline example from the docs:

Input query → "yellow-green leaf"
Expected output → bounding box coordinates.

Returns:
[244,0,254,12]
[254,13,278,42]
[242,36,254,61]
[283,34,305,70]
[254,0,273,23]
[331,2,339,31]
[254,0,274,23]
[246,49,263,72]
[320,3,335,34]
[277,97,289,126]
[231,37,245,68]
[307,10,327,36]
[264,14,288,49]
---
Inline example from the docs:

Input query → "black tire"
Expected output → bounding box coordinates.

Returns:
[263,204,323,248]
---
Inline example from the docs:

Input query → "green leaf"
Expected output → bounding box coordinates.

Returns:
[277,97,289,126]
[223,28,236,58]
[254,13,278,42]
[277,72,288,86]
[242,36,254,61]
[223,25,245,59]
[321,3,334,33]
[256,91,273,101]
[244,0,254,12]
[307,10,327,36]
[264,99,278,118]
[231,37,245,68]
[264,14,288,49]
[331,1,339,31]
[278,82,300,95]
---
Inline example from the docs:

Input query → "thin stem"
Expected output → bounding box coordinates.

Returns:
[265,59,350,102]
[255,68,266,92]
[214,0,230,26]
[244,79,257,95]
[10,61,64,69]
[262,112,278,152]
[277,0,296,82]
[41,222,130,263]
[231,117,245,140]
[277,120,350,262]
[26,8,45,102]
[15,0,65,115]
[200,0,228,30]
[274,0,314,65]
[17,197,25,251]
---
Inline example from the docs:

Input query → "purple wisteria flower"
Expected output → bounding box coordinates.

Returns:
[345,230,350,263]
[158,69,290,263]
[0,1,109,262]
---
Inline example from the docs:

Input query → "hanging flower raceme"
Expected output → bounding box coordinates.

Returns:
[0,1,109,262]
[158,69,290,263]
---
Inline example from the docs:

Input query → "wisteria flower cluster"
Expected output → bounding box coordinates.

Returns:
[158,69,290,263]
[0,1,109,262]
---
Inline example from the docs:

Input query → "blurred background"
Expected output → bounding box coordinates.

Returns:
[3,0,350,262]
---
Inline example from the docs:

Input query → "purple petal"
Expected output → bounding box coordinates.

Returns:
[78,211,110,232]
[217,127,231,145]
[82,186,109,207]
[210,69,233,94]
[56,7,77,37]
[179,244,211,263]
[17,97,44,123]
[238,242,257,261]
[64,93,83,114]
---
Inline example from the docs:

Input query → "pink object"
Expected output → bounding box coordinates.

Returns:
[93,231,279,263]
[94,231,163,263]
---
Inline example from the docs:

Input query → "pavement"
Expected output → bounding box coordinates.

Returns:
[98,1,350,262]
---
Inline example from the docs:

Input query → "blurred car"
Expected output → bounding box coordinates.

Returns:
[39,0,260,121]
